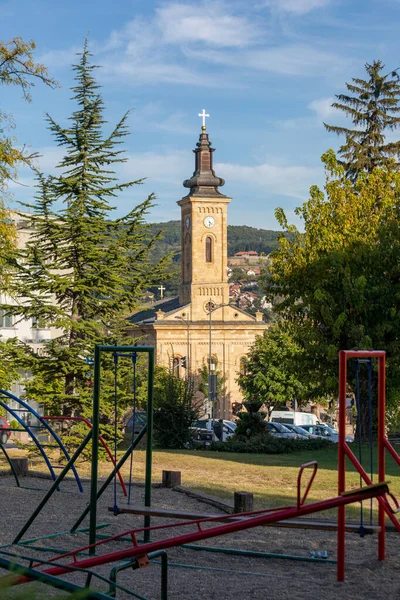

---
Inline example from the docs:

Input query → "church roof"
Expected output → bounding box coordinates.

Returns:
[128,296,182,325]
[182,130,226,198]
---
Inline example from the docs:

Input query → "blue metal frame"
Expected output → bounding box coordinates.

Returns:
[0,389,83,492]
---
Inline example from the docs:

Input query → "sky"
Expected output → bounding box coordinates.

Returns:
[1,0,400,230]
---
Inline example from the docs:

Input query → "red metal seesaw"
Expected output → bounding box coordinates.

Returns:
[2,463,390,586]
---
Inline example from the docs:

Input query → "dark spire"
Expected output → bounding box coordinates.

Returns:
[183,131,226,197]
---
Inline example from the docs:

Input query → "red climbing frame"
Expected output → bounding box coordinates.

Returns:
[338,350,400,582]
[43,416,127,497]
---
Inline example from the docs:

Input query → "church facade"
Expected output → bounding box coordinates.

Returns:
[129,120,268,418]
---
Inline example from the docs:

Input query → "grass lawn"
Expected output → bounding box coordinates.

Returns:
[3,443,399,520]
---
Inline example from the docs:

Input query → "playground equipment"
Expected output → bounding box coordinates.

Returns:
[338,350,400,581]
[0,346,399,598]
[3,468,390,583]
[10,345,154,549]
[0,388,83,491]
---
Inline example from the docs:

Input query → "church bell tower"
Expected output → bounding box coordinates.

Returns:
[178,112,231,321]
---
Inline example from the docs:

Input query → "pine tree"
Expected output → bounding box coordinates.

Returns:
[6,42,166,420]
[324,60,400,180]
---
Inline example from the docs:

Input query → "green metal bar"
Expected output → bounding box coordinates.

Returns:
[109,549,167,599]
[0,555,111,599]
[0,442,20,487]
[89,344,101,554]
[144,347,154,542]
[88,345,154,552]
[0,547,139,597]
[71,423,147,532]
[12,429,93,544]
[17,544,90,556]
[182,544,337,564]
[17,523,110,546]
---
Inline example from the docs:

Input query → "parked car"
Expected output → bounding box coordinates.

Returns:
[265,421,298,439]
[192,419,237,443]
[300,424,353,443]
[284,424,317,439]
[270,410,319,426]
[0,416,11,444]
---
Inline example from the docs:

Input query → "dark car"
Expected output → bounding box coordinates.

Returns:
[0,416,11,444]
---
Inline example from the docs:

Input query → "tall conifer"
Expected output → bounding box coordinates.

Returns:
[7,42,165,417]
[324,60,400,180]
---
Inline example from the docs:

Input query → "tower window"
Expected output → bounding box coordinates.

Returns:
[205,236,213,263]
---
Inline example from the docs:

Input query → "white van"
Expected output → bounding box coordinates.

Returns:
[270,411,319,427]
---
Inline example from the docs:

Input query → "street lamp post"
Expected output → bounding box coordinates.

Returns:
[207,299,231,425]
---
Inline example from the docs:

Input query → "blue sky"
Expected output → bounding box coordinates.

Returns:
[2,0,400,229]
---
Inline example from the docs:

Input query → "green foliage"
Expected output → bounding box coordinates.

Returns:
[0,337,30,390]
[0,38,57,291]
[266,152,400,411]
[153,367,200,449]
[206,432,332,454]
[237,323,308,416]
[2,43,166,438]
[0,38,58,200]
[325,60,400,180]
[234,410,267,438]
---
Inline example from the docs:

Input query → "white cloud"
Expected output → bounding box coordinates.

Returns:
[37,47,81,69]
[131,103,192,134]
[308,97,336,120]
[119,150,192,185]
[184,44,347,77]
[156,3,259,47]
[263,0,331,15]
[217,160,320,200]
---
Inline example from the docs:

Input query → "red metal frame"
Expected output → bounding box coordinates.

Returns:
[338,350,400,582]
[297,461,318,509]
[43,416,127,497]
[23,482,387,580]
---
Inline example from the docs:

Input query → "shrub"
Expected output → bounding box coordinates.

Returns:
[204,433,332,454]
[153,368,200,449]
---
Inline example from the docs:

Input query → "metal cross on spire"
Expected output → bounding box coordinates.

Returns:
[198,109,210,130]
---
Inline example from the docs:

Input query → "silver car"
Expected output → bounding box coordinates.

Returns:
[266,421,298,439]
[300,424,353,443]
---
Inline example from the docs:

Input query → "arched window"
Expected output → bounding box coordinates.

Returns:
[172,356,181,377]
[205,236,213,263]
[239,357,246,375]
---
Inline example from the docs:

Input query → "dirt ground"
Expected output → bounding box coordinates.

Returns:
[0,474,399,599]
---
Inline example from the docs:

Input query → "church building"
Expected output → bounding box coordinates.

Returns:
[129,115,268,418]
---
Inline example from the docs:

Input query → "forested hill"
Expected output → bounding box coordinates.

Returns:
[147,221,282,262]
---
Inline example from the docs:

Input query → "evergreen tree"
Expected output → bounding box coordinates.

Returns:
[5,42,166,421]
[324,60,400,180]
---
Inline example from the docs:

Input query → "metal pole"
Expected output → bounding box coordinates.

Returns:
[13,430,93,544]
[209,298,214,431]
[378,354,386,560]
[187,318,190,378]
[89,344,101,553]
[144,348,154,542]
[337,350,347,582]
[71,425,147,532]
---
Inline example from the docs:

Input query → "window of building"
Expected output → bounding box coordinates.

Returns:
[0,309,13,328]
[239,356,246,375]
[205,236,213,263]
[32,315,47,329]
[172,356,181,378]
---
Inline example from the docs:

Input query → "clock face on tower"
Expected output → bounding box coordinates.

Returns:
[203,216,215,228]
[185,216,190,229]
